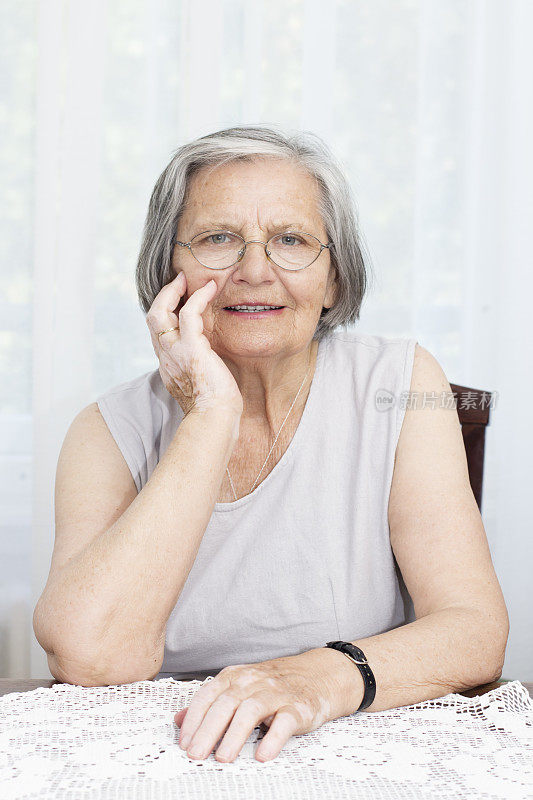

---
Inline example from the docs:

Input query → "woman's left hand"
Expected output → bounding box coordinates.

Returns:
[174,647,360,763]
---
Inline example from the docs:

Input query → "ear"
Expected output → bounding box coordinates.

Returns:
[323,265,339,309]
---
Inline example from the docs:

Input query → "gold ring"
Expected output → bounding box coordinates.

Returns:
[158,326,179,338]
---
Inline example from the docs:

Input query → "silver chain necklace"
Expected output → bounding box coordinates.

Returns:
[225,356,313,502]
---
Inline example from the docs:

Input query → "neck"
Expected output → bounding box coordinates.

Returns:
[219,339,319,431]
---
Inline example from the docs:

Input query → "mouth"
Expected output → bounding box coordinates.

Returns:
[223,304,285,318]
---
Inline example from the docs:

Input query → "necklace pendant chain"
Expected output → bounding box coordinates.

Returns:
[225,356,313,502]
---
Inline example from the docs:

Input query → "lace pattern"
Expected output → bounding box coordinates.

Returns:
[1,677,531,799]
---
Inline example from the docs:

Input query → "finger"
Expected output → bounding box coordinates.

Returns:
[214,693,278,763]
[254,705,301,762]
[173,707,188,727]
[185,693,241,759]
[146,271,186,351]
[161,270,187,315]
[178,674,230,749]
[152,270,186,319]
[177,278,218,345]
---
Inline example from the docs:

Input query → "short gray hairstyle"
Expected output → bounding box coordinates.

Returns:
[136,124,371,341]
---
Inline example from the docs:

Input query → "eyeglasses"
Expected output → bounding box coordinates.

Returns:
[175,229,334,271]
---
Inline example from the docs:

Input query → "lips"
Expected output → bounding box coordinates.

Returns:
[223,305,285,309]
[222,306,286,317]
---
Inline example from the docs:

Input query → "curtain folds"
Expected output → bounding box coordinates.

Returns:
[0,0,530,680]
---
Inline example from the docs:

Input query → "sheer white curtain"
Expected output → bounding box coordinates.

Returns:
[1,0,531,680]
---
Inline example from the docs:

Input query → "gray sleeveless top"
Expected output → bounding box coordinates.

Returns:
[95,330,417,680]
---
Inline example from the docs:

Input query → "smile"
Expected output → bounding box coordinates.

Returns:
[223,305,285,317]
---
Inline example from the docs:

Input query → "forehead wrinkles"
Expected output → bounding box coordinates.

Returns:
[181,164,324,234]
[183,200,321,234]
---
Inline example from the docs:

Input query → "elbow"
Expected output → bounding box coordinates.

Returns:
[46,651,106,687]
[33,597,57,657]
[491,621,510,683]
[445,602,510,689]
[34,600,163,686]
[33,602,164,687]
[32,603,110,686]
[477,605,510,686]
[45,649,163,688]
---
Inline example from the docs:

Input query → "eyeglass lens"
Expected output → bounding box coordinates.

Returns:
[189,230,322,270]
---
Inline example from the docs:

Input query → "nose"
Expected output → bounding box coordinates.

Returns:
[235,239,274,271]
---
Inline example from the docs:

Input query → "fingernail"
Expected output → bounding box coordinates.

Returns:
[180,734,190,749]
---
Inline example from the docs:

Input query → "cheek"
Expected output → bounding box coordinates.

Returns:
[300,284,325,308]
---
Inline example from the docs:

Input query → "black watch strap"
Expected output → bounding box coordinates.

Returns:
[325,640,376,711]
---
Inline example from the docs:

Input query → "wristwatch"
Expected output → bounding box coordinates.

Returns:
[325,640,376,711]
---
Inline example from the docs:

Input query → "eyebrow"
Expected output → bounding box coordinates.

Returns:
[193,220,313,233]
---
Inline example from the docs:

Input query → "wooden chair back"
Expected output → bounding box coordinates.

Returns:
[449,383,493,512]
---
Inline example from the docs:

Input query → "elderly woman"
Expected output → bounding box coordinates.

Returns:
[34,125,508,764]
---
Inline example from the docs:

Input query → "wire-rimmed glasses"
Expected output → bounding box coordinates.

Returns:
[175,229,334,271]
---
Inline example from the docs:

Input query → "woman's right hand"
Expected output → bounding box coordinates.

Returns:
[146,272,243,418]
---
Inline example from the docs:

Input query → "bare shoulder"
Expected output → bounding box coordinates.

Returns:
[62,401,139,485]
[410,342,453,395]
[392,342,468,486]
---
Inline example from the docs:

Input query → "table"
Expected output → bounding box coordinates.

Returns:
[1,677,532,699]
[2,676,531,798]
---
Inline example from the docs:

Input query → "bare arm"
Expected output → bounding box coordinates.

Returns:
[317,604,507,720]
[34,405,240,687]
[317,344,509,717]
[34,272,245,687]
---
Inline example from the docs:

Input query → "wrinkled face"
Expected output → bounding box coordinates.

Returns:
[172,157,338,358]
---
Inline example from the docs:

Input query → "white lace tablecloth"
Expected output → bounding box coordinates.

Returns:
[0,677,532,799]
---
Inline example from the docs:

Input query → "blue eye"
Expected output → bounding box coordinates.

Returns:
[276,234,303,246]
[209,233,230,244]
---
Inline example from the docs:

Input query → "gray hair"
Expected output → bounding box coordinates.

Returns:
[135,124,372,341]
